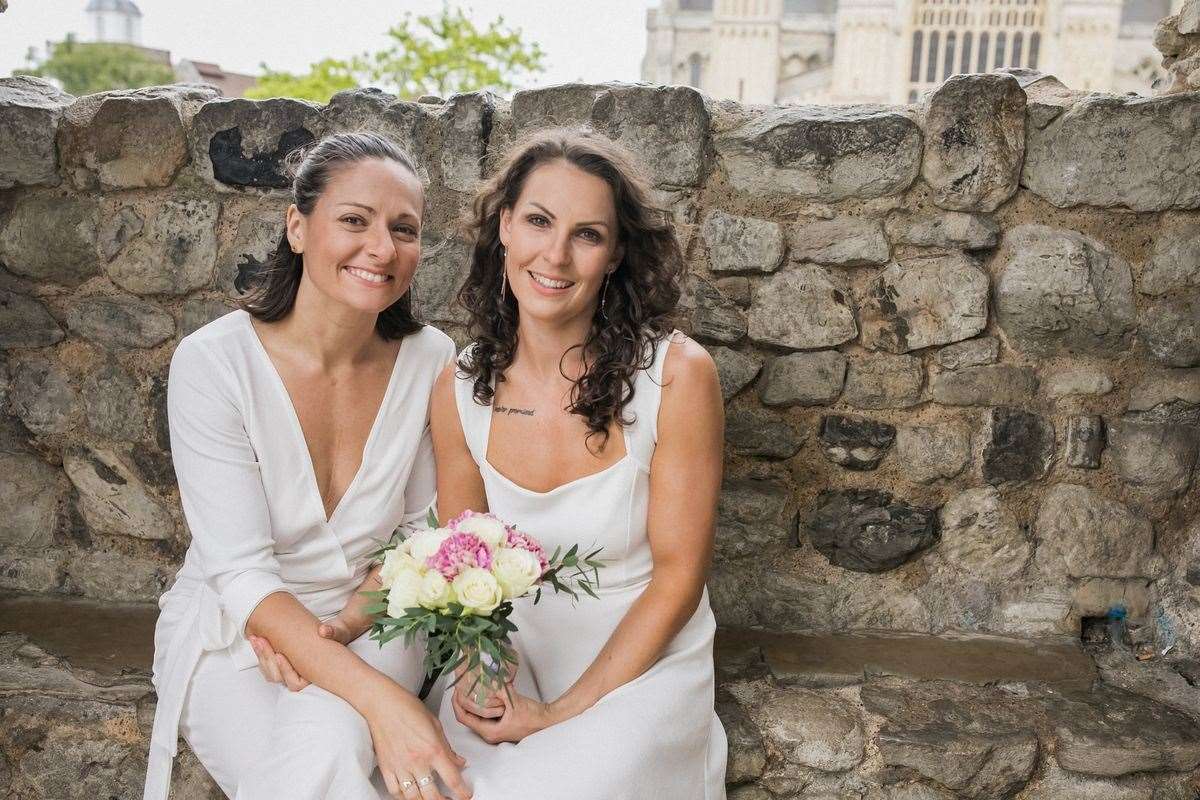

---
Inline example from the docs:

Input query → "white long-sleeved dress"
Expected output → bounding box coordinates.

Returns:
[144,310,455,800]
[440,334,728,799]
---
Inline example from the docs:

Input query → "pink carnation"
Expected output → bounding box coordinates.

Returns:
[504,528,549,573]
[447,509,496,528]
[427,532,493,580]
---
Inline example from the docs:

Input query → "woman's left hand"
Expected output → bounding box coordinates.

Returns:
[450,685,559,745]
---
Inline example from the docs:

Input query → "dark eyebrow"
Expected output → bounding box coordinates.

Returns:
[528,201,610,230]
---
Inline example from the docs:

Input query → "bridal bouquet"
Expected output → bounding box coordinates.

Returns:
[366,510,604,702]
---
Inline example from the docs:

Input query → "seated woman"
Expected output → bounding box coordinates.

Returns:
[144,132,470,800]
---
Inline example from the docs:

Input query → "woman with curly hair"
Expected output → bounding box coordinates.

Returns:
[432,128,728,798]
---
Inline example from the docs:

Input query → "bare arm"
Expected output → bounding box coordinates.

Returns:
[430,362,489,520]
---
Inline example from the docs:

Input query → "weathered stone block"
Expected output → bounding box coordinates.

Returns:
[0,453,63,552]
[1126,368,1200,419]
[716,104,921,201]
[190,97,320,190]
[896,423,971,483]
[1065,415,1105,469]
[62,550,170,602]
[885,209,1000,250]
[710,346,761,402]
[412,232,471,326]
[760,351,846,407]
[741,685,864,771]
[0,76,72,188]
[702,210,784,274]
[842,353,923,409]
[214,198,286,293]
[725,407,804,459]
[716,477,792,560]
[805,489,939,573]
[1108,417,1198,493]
[932,364,1037,406]
[817,413,895,471]
[0,291,63,348]
[787,217,889,267]
[939,486,1030,579]
[9,358,75,435]
[934,336,999,370]
[747,264,857,351]
[179,298,234,338]
[1140,292,1200,367]
[63,446,173,541]
[58,86,212,189]
[511,83,710,187]
[1023,92,1200,211]
[923,73,1025,212]
[84,361,143,441]
[103,198,219,296]
[1044,366,1114,398]
[715,695,766,783]
[860,254,989,353]
[1141,212,1200,295]
[994,225,1135,357]
[0,194,100,286]
[1036,484,1153,578]
[690,278,746,344]
[982,407,1054,485]
[65,295,175,349]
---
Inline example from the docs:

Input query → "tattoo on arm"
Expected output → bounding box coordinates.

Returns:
[494,405,535,416]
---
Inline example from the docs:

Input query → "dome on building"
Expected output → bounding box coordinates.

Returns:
[84,0,142,15]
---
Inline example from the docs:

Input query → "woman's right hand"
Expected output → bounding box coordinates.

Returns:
[366,680,472,800]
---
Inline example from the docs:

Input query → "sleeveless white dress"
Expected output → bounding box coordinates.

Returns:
[440,334,727,800]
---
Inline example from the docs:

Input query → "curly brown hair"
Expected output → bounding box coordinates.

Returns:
[457,128,684,445]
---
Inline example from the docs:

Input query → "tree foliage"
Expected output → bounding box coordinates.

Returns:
[18,34,175,96]
[248,6,546,102]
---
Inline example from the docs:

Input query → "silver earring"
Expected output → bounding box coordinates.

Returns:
[600,272,612,311]
[499,246,508,300]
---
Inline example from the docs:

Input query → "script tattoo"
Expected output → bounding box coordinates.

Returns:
[495,405,535,416]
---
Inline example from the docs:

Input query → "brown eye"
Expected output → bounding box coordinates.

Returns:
[342,215,365,226]
[578,228,601,243]
[527,214,549,227]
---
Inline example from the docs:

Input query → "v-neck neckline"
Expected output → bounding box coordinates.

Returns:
[242,312,407,526]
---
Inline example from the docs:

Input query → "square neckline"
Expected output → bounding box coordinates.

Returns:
[240,311,408,525]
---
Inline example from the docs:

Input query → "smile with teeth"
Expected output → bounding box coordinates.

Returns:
[529,271,574,290]
[343,266,391,284]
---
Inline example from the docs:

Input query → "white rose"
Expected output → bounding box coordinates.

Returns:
[418,570,456,610]
[386,568,423,618]
[405,528,452,564]
[454,515,508,549]
[451,567,503,615]
[379,548,420,590]
[491,547,542,599]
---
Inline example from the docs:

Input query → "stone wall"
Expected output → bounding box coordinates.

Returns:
[1156,0,1200,93]
[1,72,1198,664]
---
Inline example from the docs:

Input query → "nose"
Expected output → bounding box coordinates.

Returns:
[541,229,571,271]
[363,222,397,265]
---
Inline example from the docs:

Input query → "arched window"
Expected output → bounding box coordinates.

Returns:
[1012,32,1024,67]
[961,31,974,73]
[1029,32,1041,69]
[977,32,990,71]
[994,31,1006,68]
[911,30,924,82]
[944,31,957,80]
[688,53,703,88]
[927,30,940,82]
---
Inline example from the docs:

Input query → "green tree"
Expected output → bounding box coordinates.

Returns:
[245,58,359,103]
[249,7,546,102]
[366,7,546,98]
[18,34,175,95]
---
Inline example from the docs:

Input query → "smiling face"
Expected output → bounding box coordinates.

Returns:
[498,158,623,328]
[286,157,424,317]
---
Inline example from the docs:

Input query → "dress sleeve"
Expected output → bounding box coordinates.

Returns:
[167,338,292,635]
[397,333,459,535]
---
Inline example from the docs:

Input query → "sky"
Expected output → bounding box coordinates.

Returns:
[0,0,662,92]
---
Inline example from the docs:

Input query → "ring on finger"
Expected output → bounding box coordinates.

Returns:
[417,775,434,787]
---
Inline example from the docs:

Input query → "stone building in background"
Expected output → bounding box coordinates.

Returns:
[642,0,1180,103]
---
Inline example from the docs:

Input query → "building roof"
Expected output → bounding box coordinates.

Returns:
[85,0,142,15]
[174,59,257,98]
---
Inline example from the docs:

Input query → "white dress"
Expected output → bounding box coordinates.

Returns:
[441,334,728,800]
[144,310,455,800]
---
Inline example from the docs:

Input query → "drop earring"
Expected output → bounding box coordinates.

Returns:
[600,271,612,312]
[499,246,508,301]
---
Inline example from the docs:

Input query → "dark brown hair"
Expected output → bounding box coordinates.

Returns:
[457,128,684,444]
[236,131,423,340]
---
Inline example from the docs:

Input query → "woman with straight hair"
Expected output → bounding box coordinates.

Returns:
[144,131,471,800]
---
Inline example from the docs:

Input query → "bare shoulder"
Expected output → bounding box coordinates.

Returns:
[660,332,718,392]
[432,360,458,408]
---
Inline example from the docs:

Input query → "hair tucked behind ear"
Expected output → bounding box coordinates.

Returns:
[235,131,423,341]
[456,128,683,445]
